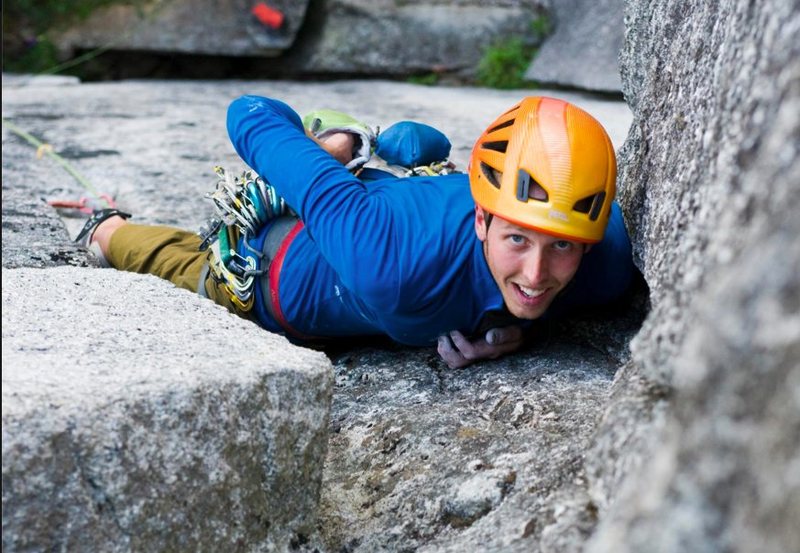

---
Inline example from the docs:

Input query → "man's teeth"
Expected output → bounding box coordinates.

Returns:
[518,284,546,298]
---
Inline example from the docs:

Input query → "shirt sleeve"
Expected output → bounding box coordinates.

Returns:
[226,95,409,311]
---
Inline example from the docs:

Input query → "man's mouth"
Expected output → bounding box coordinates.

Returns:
[514,283,547,300]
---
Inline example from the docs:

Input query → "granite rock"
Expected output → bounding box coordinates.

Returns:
[1,186,95,269]
[525,0,624,93]
[316,310,644,552]
[54,0,311,57]
[47,0,547,81]
[2,266,332,552]
[273,0,546,80]
[585,1,800,552]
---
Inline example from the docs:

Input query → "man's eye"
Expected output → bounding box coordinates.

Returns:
[509,234,525,244]
[553,240,573,251]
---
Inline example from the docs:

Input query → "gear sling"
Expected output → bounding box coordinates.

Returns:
[197,167,312,339]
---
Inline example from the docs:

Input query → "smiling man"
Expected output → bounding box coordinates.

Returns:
[79,95,634,368]
[475,213,587,320]
[437,96,633,367]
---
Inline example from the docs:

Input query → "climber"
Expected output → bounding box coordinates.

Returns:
[76,95,634,368]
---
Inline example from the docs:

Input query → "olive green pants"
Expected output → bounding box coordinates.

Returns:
[106,223,255,321]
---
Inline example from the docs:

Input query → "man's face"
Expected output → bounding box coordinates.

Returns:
[475,207,586,319]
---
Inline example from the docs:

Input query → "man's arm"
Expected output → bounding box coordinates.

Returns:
[227,96,410,312]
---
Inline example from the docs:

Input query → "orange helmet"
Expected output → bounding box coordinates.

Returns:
[469,96,616,243]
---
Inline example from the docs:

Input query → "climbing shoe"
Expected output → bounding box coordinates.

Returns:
[74,208,132,246]
[74,208,131,268]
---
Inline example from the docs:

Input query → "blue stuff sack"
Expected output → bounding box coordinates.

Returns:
[375,121,452,168]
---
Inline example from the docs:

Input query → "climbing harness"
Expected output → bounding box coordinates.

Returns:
[263,219,317,340]
[198,166,292,311]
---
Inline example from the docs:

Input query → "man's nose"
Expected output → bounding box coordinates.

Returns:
[522,247,549,284]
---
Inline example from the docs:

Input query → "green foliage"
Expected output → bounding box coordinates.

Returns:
[407,73,439,86]
[476,15,551,90]
[530,14,552,39]
[477,38,534,90]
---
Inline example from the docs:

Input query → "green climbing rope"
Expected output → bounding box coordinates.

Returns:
[2,117,111,207]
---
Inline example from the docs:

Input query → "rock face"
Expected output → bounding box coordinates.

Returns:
[1,76,95,269]
[1,266,332,552]
[55,0,312,57]
[49,0,545,80]
[272,0,545,80]
[584,1,800,552]
[525,0,624,92]
[1,186,95,269]
[317,302,646,552]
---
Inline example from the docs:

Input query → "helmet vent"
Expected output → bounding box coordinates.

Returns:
[481,140,508,153]
[480,162,502,189]
[517,170,548,202]
[573,192,606,220]
[487,119,515,134]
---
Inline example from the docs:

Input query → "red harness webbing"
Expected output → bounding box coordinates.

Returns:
[267,220,316,340]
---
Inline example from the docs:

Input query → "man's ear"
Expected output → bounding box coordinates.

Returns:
[584,244,593,254]
[474,205,488,241]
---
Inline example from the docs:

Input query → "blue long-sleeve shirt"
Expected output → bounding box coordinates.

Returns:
[227,95,634,346]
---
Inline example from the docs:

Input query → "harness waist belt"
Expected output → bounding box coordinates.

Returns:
[260,218,316,340]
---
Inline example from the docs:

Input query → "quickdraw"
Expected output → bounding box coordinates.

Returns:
[199,166,291,311]
[405,159,458,177]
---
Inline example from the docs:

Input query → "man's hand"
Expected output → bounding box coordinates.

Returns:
[302,108,375,170]
[308,130,355,166]
[437,326,525,369]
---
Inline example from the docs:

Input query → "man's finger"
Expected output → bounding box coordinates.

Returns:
[486,325,524,346]
[449,330,480,360]
[438,335,467,369]
[452,329,515,359]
